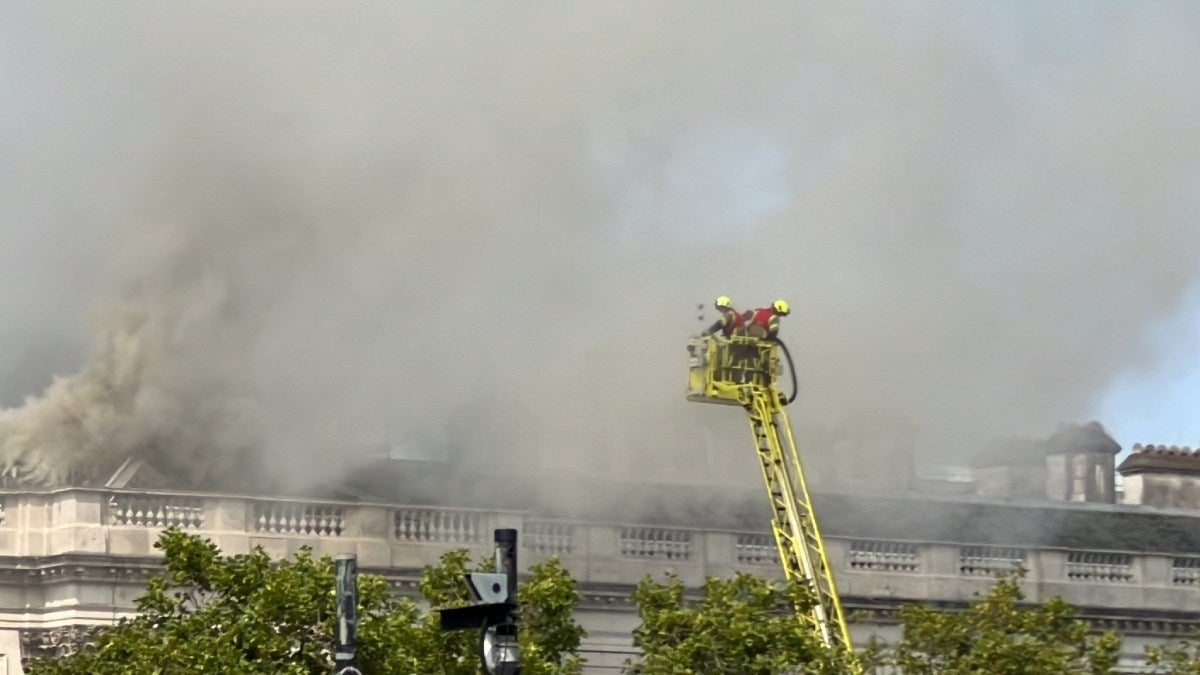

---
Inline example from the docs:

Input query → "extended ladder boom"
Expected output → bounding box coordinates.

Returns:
[686,336,854,653]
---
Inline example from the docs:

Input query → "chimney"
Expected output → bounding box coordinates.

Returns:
[1043,422,1120,503]
[966,422,1120,503]
[1117,444,1200,509]
[969,437,1047,501]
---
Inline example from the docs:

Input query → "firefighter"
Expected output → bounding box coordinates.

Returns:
[704,296,745,382]
[704,296,745,338]
[744,299,790,339]
[742,299,789,385]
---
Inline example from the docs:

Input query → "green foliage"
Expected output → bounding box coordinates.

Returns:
[519,556,587,675]
[41,530,1200,675]
[1146,638,1200,674]
[624,571,850,674]
[871,571,1122,675]
[28,529,584,675]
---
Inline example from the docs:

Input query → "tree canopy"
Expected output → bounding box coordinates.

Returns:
[27,529,584,675]
[624,571,851,674]
[1146,637,1200,675]
[867,571,1122,675]
[27,531,1200,675]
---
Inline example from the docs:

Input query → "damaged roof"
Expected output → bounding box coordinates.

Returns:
[812,493,1200,554]
[341,458,1200,555]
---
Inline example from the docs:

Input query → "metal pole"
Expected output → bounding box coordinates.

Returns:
[495,529,518,602]
[494,529,520,675]
[334,554,360,675]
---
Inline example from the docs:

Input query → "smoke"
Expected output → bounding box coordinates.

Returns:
[0,221,291,485]
[2,3,1200,491]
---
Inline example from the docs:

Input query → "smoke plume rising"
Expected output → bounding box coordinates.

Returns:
[1,3,1199,492]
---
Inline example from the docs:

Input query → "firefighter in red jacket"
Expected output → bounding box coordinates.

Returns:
[703,296,745,382]
[704,296,745,338]
[744,299,790,339]
[739,299,790,386]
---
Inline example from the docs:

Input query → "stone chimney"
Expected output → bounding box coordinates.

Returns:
[1043,421,1120,503]
[969,422,1120,503]
[1118,444,1200,509]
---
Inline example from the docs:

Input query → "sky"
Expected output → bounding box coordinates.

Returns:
[0,2,1199,492]
[1099,282,1200,453]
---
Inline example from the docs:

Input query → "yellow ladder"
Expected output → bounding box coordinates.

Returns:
[686,336,856,662]
[746,390,853,652]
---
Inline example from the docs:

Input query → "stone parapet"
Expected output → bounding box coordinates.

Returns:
[1,487,1199,673]
[0,487,1198,614]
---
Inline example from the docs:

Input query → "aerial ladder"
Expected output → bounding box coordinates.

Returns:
[686,333,857,665]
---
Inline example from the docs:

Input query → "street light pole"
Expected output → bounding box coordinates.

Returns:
[334,554,361,675]
[438,528,522,675]
[487,528,520,675]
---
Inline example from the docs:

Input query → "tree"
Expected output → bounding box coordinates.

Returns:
[1146,638,1200,674]
[415,548,586,675]
[27,529,585,674]
[871,571,1122,674]
[624,571,851,674]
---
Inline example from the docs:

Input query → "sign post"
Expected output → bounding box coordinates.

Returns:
[334,554,361,675]
[438,529,521,675]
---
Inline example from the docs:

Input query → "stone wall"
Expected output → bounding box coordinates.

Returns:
[1,487,1198,672]
[1120,445,1200,509]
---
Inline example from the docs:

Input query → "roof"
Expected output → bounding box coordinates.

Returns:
[814,493,1200,554]
[1045,421,1121,456]
[967,421,1120,468]
[1118,444,1200,477]
[341,458,1200,555]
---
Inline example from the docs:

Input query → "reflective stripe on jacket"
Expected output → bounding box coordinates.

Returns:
[719,308,745,336]
[747,307,780,337]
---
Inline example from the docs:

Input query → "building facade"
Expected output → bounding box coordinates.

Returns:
[1,427,1200,672]
[0,487,1196,669]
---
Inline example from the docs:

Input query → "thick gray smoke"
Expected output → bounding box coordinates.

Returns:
[2,3,1199,491]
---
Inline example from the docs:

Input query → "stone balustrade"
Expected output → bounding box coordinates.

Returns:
[958,545,1027,577]
[253,501,344,537]
[107,494,204,529]
[523,520,576,556]
[733,533,776,566]
[1067,551,1135,583]
[618,526,693,561]
[393,507,493,545]
[1,488,1200,614]
[848,540,921,573]
[1172,556,1200,586]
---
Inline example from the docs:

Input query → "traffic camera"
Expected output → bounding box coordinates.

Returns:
[437,529,521,675]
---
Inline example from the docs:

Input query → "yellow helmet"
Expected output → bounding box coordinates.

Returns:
[773,299,790,315]
[715,296,733,309]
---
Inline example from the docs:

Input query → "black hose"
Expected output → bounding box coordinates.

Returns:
[773,337,798,406]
